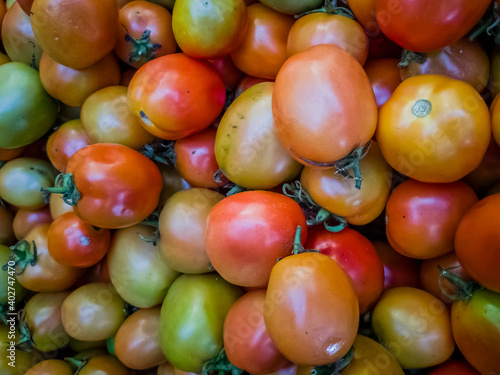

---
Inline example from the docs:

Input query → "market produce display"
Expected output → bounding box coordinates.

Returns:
[1,0,500,374]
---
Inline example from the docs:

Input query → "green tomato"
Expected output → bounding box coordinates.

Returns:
[0,63,58,149]
[0,158,57,209]
[0,244,26,304]
[258,0,323,14]
[159,273,243,372]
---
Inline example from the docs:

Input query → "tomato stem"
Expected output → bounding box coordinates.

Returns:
[16,310,35,352]
[41,173,80,206]
[4,240,38,275]
[124,29,161,64]
[439,267,482,301]
[398,49,427,68]
[0,304,7,325]
[295,0,354,19]
[202,348,244,375]
[65,357,89,374]
[469,1,500,42]
[140,142,176,165]
[313,346,354,375]
[334,142,370,190]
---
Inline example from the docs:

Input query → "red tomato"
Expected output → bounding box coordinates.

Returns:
[12,206,52,240]
[427,360,480,375]
[205,191,307,287]
[209,56,245,89]
[234,75,273,98]
[364,58,401,108]
[305,227,384,314]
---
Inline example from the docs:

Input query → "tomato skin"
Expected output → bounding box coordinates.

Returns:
[377,75,491,183]
[31,0,119,69]
[49,194,73,220]
[66,143,163,229]
[209,56,245,89]
[371,287,455,369]
[305,227,384,314]
[273,44,377,166]
[287,13,368,65]
[115,1,176,68]
[12,206,52,240]
[230,4,294,79]
[25,360,73,375]
[16,0,33,14]
[346,0,376,27]
[0,206,15,245]
[427,360,480,375]
[385,179,478,259]
[455,194,500,293]
[224,290,290,374]
[205,191,307,287]
[259,0,323,14]
[159,273,243,373]
[451,288,500,374]
[375,0,491,52]
[0,63,58,149]
[364,58,401,108]
[264,252,359,365]
[78,355,129,375]
[491,93,500,148]
[234,75,273,98]
[128,53,226,140]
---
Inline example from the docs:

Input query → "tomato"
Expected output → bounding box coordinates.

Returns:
[265,252,359,365]
[301,141,392,226]
[0,205,16,245]
[209,56,245,89]
[115,1,176,68]
[346,0,376,28]
[68,338,107,353]
[172,0,247,59]
[273,44,377,167]
[25,360,73,375]
[75,355,130,375]
[61,282,126,341]
[159,188,224,274]
[12,206,52,240]
[58,143,163,229]
[216,82,302,189]
[371,287,455,369]
[16,0,33,14]
[230,4,294,79]
[0,52,11,66]
[427,360,480,375]
[0,0,6,27]
[0,244,27,303]
[109,224,179,307]
[128,53,226,140]
[234,75,273,98]
[372,241,420,290]
[0,158,57,209]
[377,75,491,183]
[463,140,500,196]
[0,146,24,161]
[305,227,384,314]
[385,179,478,259]
[342,335,404,375]
[159,273,243,372]
[147,0,175,9]
[400,39,489,93]
[0,325,40,375]
[375,0,491,52]
[115,307,167,370]
[366,32,402,60]
[0,63,58,149]
[81,86,154,150]
[49,194,73,220]
[224,290,290,374]
[364,58,401,108]
[156,163,192,209]
[39,52,121,107]
[30,0,119,69]
[206,191,307,287]
[120,67,137,87]
[174,127,227,189]
[491,93,500,148]
[287,13,368,65]
[12,224,82,292]
[455,193,500,293]
[23,291,70,352]
[258,0,323,14]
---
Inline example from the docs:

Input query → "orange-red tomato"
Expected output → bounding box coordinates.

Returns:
[427,360,480,375]
[12,205,52,240]
[346,0,376,28]
[209,56,245,89]
[364,58,401,108]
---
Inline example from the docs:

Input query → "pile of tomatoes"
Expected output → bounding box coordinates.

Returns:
[1,0,500,374]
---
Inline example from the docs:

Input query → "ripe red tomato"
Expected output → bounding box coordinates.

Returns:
[364,58,401,108]
[205,191,307,287]
[209,56,245,89]
[12,206,52,240]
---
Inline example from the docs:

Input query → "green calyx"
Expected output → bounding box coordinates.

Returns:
[334,142,371,190]
[140,142,176,166]
[65,357,90,375]
[4,240,38,275]
[202,348,244,375]
[295,0,354,19]
[312,346,354,375]
[125,29,161,64]
[16,310,35,352]
[41,173,80,207]
[439,267,482,301]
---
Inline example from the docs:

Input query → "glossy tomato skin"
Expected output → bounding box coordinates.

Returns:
[66,143,163,229]
[78,355,129,375]
[49,194,73,220]
[128,53,226,140]
[205,191,307,287]
[159,273,243,372]
[346,0,376,27]
[264,252,359,365]
[25,360,73,375]
[230,4,294,79]
[234,75,273,98]
[305,227,384,314]
[12,206,52,240]
[273,44,377,166]
[115,1,176,68]
[364,58,401,108]
[375,0,491,52]
[215,82,302,189]
[385,179,478,259]
[31,0,119,69]
[377,75,491,183]
[209,56,245,89]
[455,194,500,293]
[427,360,480,375]
[0,63,58,149]
[224,290,290,374]
[371,287,455,369]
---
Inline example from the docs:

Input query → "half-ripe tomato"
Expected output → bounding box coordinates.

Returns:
[205,191,307,287]
[364,58,401,108]
[377,75,491,183]
[230,4,294,79]
[49,194,73,220]
[371,287,455,369]
[128,53,226,140]
[287,13,368,65]
[30,0,119,69]
[75,355,129,375]
[209,56,245,89]
[305,227,384,314]
[346,0,376,28]
[172,0,247,59]
[455,193,500,293]
[490,93,500,148]
[375,0,491,52]
[273,44,377,167]
[264,252,359,365]
[427,360,480,375]
[25,360,73,375]
[56,143,163,229]
[215,82,302,189]
[224,290,290,374]
[385,179,478,259]
[258,0,322,14]
[12,206,52,240]
[115,1,176,68]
